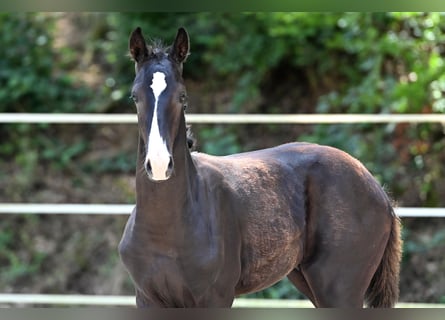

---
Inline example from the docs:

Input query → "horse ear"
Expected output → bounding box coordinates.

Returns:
[129,27,149,64]
[170,27,190,64]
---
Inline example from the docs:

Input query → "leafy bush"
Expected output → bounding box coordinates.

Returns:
[0,13,92,167]
[0,14,82,113]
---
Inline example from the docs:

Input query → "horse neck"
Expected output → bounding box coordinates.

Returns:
[135,114,197,230]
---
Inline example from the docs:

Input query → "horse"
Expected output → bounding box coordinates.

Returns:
[118,27,402,308]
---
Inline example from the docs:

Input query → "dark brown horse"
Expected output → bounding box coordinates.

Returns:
[118,27,402,308]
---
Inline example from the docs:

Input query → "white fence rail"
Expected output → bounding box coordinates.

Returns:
[0,293,443,308]
[0,203,443,218]
[1,112,445,124]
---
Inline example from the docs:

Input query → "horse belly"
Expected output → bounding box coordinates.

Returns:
[235,218,304,294]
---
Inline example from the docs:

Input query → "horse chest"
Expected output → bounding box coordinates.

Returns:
[124,247,217,305]
[120,220,223,306]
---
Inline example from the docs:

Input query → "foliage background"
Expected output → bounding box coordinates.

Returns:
[0,12,445,304]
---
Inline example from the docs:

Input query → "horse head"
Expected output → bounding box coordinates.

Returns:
[129,27,190,182]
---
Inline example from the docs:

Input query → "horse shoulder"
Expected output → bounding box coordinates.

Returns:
[191,152,237,193]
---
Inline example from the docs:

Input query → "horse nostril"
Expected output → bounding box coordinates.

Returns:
[167,157,174,171]
[146,160,152,173]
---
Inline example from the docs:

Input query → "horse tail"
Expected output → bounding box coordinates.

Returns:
[365,207,402,308]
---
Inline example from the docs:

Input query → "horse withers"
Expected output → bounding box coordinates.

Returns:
[118,27,402,308]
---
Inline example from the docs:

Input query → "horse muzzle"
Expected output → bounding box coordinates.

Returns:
[145,153,174,182]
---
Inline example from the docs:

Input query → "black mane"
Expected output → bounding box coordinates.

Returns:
[149,39,169,57]
[186,125,196,150]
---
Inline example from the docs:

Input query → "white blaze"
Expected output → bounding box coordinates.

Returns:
[146,72,170,181]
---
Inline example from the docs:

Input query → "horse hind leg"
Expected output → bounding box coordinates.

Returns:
[295,230,392,308]
[296,213,400,307]
[287,269,319,307]
[294,231,377,307]
[288,267,364,308]
[299,263,367,307]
